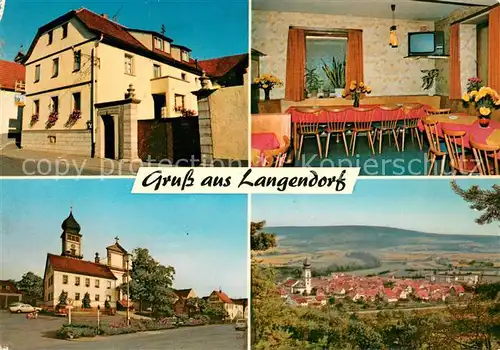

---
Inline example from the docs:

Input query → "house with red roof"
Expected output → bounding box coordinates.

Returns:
[19,8,205,160]
[0,280,23,309]
[0,59,25,146]
[206,289,244,321]
[198,53,248,87]
[172,288,197,316]
[43,210,132,310]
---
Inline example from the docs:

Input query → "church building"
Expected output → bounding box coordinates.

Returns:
[43,210,132,310]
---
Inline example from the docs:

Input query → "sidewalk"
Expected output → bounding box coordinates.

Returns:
[1,145,142,175]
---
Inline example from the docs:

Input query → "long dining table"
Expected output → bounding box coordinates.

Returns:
[285,104,430,156]
[423,113,500,159]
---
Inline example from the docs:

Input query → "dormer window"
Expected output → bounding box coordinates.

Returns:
[181,50,189,62]
[164,41,171,53]
[154,37,164,51]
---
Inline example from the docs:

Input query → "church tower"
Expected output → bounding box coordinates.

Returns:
[60,210,83,259]
[303,257,312,295]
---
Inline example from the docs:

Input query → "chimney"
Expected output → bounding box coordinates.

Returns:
[95,252,100,263]
[101,13,108,19]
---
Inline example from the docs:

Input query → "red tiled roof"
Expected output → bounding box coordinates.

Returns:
[0,280,21,294]
[198,54,248,78]
[75,9,145,50]
[213,290,233,304]
[47,254,117,280]
[283,279,297,287]
[0,60,25,91]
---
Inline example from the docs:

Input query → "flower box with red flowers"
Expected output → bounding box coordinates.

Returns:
[48,112,59,123]
[30,114,39,125]
[70,109,82,121]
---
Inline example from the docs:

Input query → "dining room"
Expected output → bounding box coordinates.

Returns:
[250,0,500,176]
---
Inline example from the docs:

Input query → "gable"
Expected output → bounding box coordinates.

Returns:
[25,17,96,65]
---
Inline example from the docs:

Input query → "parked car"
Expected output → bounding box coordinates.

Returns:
[9,303,41,313]
[8,301,23,307]
[235,318,247,331]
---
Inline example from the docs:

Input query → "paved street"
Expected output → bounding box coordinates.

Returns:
[0,156,103,176]
[0,312,247,350]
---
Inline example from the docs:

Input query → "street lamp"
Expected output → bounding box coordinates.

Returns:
[126,253,132,326]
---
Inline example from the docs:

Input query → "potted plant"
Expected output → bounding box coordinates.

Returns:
[305,67,323,98]
[253,74,283,100]
[342,81,372,107]
[322,57,346,97]
[462,86,500,128]
[46,111,59,129]
[30,113,39,127]
[65,109,82,127]
[321,83,331,98]
[421,69,440,96]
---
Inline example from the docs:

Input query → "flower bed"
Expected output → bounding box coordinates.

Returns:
[56,316,210,340]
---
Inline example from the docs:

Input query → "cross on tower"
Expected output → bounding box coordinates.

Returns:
[114,236,120,243]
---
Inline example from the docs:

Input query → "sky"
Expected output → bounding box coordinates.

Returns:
[252,179,500,236]
[0,0,248,61]
[0,179,248,298]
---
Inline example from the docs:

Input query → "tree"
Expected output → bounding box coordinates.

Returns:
[56,290,68,311]
[197,298,228,321]
[16,272,43,304]
[122,248,176,316]
[451,181,500,225]
[82,292,91,309]
[251,221,277,251]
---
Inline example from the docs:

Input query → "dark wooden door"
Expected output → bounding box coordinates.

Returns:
[102,115,115,159]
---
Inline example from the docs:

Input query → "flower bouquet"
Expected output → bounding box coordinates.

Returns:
[462,86,500,128]
[342,81,372,107]
[253,74,283,100]
[466,77,483,93]
[46,111,59,129]
[30,114,39,127]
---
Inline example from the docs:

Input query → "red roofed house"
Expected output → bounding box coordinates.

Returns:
[198,54,248,87]
[206,289,244,321]
[0,60,25,146]
[0,280,23,309]
[20,8,204,160]
[43,210,131,311]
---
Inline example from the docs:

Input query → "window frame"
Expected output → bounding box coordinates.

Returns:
[72,92,81,112]
[95,279,100,288]
[75,292,80,301]
[75,277,80,286]
[52,58,59,78]
[63,275,68,284]
[174,94,185,112]
[73,50,81,72]
[124,54,134,75]
[34,100,40,115]
[48,30,53,45]
[34,65,41,83]
[62,23,68,39]
[51,96,59,114]
[153,64,162,78]
[181,50,189,62]
[85,278,90,287]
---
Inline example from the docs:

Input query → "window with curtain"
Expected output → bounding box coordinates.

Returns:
[305,33,347,97]
[477,21,488,84]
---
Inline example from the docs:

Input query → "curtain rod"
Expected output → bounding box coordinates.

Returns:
[289,25,361,33]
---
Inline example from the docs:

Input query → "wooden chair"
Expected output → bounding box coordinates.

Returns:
[442,128,479,175]
[469,137,500,175]
[422,118,447,176]
[261,136,291,167]
[426,108,451,116]
[400,104,424,152]
[323,107,349,157]
[350,108,375,155]
[295,107,322,160]
[373,105,401,154]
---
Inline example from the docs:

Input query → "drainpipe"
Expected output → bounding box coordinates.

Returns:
[90,34,104,158]
[90,48,95,157]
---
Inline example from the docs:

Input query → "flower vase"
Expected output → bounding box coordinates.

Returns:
[478,116,490,128]
[353,94,360,108]
[263,88,271,100]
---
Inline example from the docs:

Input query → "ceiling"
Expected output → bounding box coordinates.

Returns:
[252,0,498,21]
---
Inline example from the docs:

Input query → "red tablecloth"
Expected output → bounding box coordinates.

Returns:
[431,119,500,152]
[251,133,280,151]
[286,104,429,123]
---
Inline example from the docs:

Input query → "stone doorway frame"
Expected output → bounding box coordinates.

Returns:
[95,97,141,161]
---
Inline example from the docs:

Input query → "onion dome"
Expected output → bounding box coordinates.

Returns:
[61,210,81,234]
